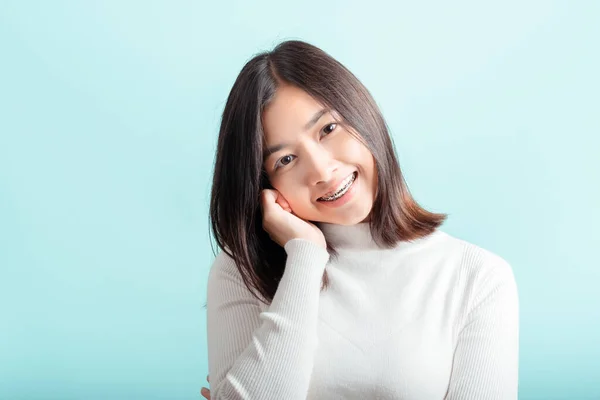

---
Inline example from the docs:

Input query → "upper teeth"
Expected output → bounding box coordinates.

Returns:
[319,172,356,200]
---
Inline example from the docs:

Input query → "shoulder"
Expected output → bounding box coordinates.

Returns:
[209,248,238,273]
[207,248,264,306]
[208,249,239,281]
[432,231,520,340]
[207,249,248,292]
[430,231,519,333]
[432,229,517,290]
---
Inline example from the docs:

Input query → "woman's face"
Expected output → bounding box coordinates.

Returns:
[262,84,378,224]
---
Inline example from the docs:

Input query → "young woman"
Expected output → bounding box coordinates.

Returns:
[202,40,519,399]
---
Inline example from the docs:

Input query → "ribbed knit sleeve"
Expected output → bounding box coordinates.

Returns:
[206,239,330,400]
[445,254,520,399]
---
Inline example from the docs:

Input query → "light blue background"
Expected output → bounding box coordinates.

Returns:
[1,1,598,399]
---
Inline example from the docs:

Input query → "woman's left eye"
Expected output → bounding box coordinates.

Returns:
[322,123,337,136]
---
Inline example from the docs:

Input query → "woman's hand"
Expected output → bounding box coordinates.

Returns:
[200,375,210,399]
[200,192,324,399]
[200,189,327,400]
[260,189,327,250]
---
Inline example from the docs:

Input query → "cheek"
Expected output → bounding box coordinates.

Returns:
[346,140,376,189]
[270,177,308,208]
[285,192,316,219]
[342,138,373,173]
[363,150,376,176]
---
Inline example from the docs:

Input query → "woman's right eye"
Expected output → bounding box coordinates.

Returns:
[275,155,295,170]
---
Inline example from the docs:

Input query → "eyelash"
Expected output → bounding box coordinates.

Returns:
[274,123,338,170]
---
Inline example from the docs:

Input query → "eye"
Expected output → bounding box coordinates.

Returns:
[322,122,337,136]
[274,154,295,170]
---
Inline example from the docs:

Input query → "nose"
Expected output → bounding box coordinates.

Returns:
[303,143,337,186]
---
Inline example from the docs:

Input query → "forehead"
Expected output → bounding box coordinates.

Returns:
[262,85,325,141]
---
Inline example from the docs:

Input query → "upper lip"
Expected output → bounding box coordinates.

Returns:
[317,171,356,200]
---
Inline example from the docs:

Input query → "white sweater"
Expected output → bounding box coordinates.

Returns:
[206,222,519,399]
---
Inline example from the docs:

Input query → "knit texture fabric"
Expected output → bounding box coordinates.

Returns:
[206,222,519,399]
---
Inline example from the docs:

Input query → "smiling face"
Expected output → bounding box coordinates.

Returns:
[261,84,378,224]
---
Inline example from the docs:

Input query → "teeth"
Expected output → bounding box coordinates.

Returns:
[322,173,354,198]
[319,172,356,201]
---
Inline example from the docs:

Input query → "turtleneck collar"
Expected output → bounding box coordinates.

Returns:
[317,221,378,250]
[316,221,442,251]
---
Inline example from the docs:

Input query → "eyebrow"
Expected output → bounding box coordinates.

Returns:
[263,108,330,161]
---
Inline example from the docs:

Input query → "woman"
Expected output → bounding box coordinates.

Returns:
[202,40,519,399]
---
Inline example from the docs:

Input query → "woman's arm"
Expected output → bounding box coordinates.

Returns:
[445,257,520,399]
[206,238,330,400]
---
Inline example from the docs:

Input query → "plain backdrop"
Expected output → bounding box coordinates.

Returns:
[1,1,598,399]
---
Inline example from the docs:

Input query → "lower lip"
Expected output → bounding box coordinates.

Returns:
[317,172,358,208]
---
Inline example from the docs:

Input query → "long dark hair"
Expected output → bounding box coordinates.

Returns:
[209,39,447,305]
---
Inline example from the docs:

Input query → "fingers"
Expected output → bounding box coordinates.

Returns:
[261,189,292,213]
[200,386,210,399]
[200,375,210,399]
[275,192,292,212]
[261,189,277,206]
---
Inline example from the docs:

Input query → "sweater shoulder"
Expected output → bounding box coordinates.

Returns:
[435,230,516,287]
[207,249,263,304]
[208,248,241,284]
[435,231,519,338]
